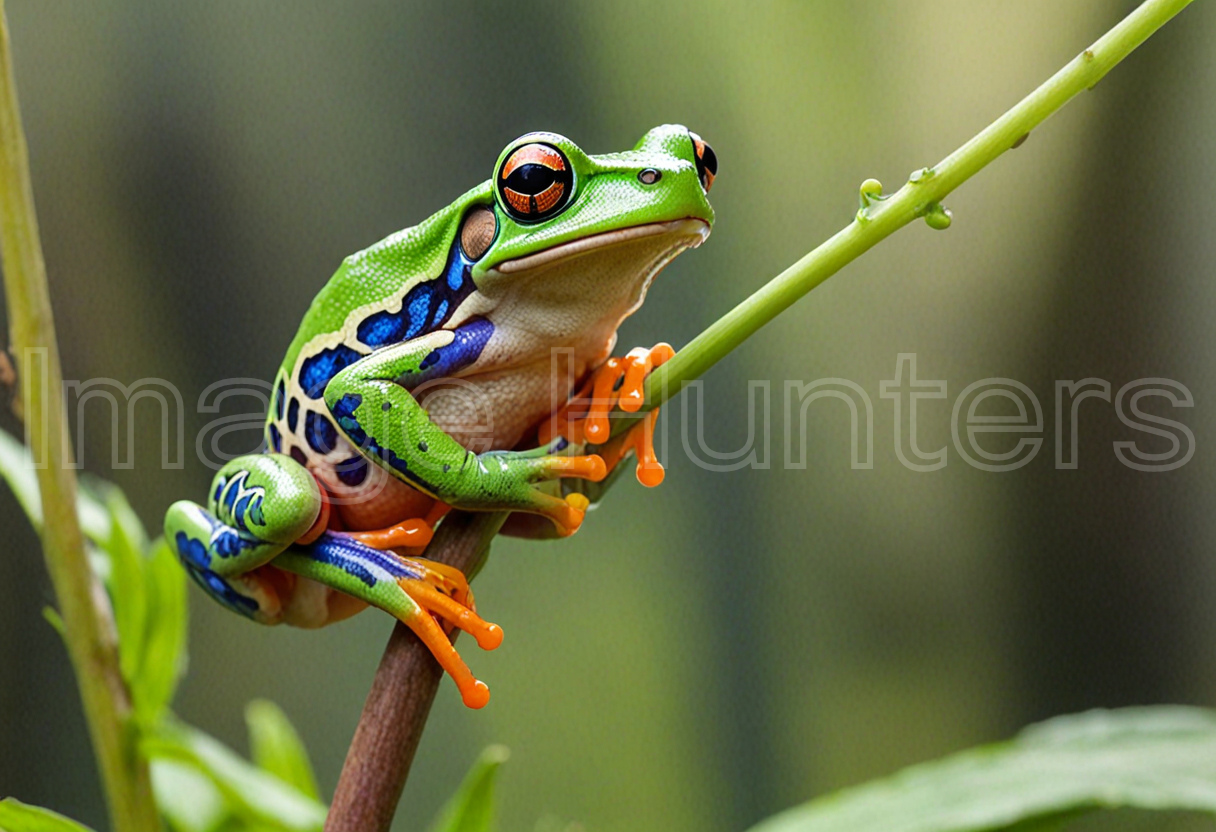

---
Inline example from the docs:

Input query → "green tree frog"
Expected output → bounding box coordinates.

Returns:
[165,125,717,708]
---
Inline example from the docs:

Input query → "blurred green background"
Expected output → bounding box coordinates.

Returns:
[2,2,1215,830]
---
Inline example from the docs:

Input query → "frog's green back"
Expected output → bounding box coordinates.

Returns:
[278,181,493,380]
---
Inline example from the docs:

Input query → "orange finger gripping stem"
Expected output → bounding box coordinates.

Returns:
[541,343,674,487]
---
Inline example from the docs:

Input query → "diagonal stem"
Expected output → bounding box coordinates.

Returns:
[619,0,1196,431]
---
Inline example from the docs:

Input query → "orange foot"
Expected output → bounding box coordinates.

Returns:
[337,502,504,709]
[541,343,674,487]
[393,556,503,708]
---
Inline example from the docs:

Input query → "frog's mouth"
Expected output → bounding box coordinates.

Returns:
[489,218,710,275]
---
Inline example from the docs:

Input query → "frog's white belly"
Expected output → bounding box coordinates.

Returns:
[423,348,600,451]
[433,217,700,446]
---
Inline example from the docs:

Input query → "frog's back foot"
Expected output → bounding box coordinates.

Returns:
[274,532,502,709]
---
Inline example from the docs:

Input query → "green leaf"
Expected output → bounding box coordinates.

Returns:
[0,798,95,832]
[428,745,510,832]
[0,428,184,725]
[0,427,110,542]
[245,700,321,801]
[143,723,327,832]
[151,759,229,832]
[0,427,41,526]
[90,482,149,691]
[748,707,1216,832]
[130,538,188,725]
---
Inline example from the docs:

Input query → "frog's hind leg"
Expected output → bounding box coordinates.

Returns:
[165,453,325,623]
[273,532,503,709]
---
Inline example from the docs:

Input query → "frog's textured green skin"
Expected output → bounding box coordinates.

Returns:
[163,125,716,707]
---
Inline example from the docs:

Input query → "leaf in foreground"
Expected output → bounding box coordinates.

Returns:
[748,706,1216,832]
[143,723,327,832]
[130,537,188,726]
[428,745,510,832]
[246,699,322,800]
[150,759,227,832]
[0,798,94,832]
[0,428,109,540]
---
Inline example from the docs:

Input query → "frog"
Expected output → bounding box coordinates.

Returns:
[164,124,717,708]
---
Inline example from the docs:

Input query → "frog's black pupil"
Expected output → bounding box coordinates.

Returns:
[505,164,556,196]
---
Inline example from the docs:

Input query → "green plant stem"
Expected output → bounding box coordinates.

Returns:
[621,0,1194,428]
[0,4,160,831]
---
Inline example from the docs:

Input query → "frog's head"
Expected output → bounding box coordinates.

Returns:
[460,125,716,301]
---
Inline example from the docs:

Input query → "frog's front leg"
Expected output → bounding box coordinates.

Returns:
[324,319,607,536]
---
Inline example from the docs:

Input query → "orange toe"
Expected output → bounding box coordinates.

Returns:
[399,600,492,709]
[548,454,607,482]
[547,343,675,445]
[347,517,434,550]
[400,577,504,651]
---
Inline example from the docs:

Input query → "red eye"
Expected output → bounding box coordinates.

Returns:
[497,142,574,222]
[690,131,718,193]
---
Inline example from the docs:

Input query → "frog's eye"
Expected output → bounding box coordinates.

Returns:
[496,142,573,223]
[690,131,718,193]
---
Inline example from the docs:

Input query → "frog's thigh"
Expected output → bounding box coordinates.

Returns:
[166,453,323,579]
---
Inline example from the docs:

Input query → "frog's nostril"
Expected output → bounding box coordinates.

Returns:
[689,131,717,193]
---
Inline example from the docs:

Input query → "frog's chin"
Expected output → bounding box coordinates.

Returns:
[488,218,710,275]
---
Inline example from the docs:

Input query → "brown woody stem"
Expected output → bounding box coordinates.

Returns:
[325,510,506,832]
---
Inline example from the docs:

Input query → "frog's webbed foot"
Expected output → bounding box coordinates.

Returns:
[541,342,674,488]
[275,532,502,709]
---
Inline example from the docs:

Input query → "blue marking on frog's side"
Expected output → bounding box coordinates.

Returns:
[336,455,369,486]
[305,410,338,455]
[299,344,364,400]
[355,236,477,349]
